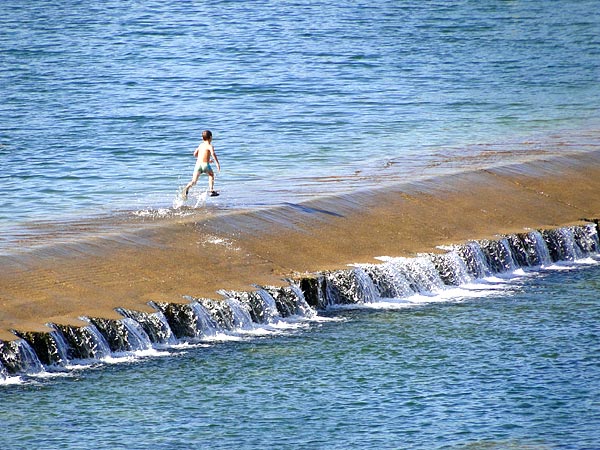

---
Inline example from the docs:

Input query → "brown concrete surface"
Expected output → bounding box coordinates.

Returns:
[1,150,600,340]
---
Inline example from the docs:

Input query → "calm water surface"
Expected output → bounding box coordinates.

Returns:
[1,2,600,448]
[1,0,600,240]
[1,262,599,449]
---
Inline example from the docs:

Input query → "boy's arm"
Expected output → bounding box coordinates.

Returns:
[211,147,221,171]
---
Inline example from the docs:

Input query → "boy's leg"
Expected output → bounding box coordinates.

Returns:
[184,171,200,198]
[208,171,215,193]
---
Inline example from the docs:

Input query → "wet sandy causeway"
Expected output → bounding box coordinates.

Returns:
[2,150,600,340]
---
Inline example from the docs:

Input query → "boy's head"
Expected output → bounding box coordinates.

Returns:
[202,130,212,141]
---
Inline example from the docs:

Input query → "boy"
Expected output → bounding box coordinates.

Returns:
[183,130,221,199]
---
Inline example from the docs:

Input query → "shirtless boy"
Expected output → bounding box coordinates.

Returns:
[183,130,221,199]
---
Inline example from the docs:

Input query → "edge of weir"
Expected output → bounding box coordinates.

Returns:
[2,220,599,382]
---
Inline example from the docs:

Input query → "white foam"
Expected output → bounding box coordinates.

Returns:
[172,191,186,209]
[30,370,76,380]
[327,300,413,311]
[542,258,599,271]
[193,191,207,208]
[133,206,194,219]
[324,270,528,312]
[201,235,240,250]
[0,375,25,386]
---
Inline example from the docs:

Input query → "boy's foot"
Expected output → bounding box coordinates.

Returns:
[209,191,220,197]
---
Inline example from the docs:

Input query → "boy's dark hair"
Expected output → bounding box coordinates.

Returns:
[202,130,212,141]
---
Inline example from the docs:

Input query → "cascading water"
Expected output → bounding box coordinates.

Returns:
[573,224,600,253]
[541,227,592,262]
[397,256,448,294]
[84,316,153,353]
[151,301,204,339]
[13,330,69,367]
[225,298,255,329]
[456,241,493,279]
[362,261,414,299]
[324,268,375,305]
[192,298,233,334]
[298,276,328,309]
[53,323,111,361]
[478,238,518,274]
[430,250,473,286]
[506,230,553,267]
[0,339,44,376]
[254,289,281,322]
[119,318,153,351]
[288,283,317,318]
[529,230,554,266]
[2,223,599,382]
[264,285,319,317]
[117,308,177,346]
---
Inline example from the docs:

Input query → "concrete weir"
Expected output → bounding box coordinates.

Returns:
[2,150,600,378]
[1,222,599,378]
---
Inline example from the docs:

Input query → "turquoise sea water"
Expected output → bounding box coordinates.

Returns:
[1,258,599,449]
[2,2,600,448]
[1,0,600,237]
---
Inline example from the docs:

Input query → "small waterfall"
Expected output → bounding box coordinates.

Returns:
[254,289,281,322]
[54,323,111,360]
[13,330,68,367]
[189,301,222,337]
[542,228,584,262]
[507,233,536,267]
[288,283,317,318]
[218,289,281,324]
[117,308,177,345]
[456,242,492,279]
[573,224,600,254]
[562,228,585,260]
[298,276,328,309]
[363,261,414,299]
[325,268,377,305]
[263,287,295,317]
[225,298,255,329]
[0,339,44,375]
[478,238,518,274]
[387,257,446,295]
[120,318,153,351]
[264,285,325,316]
[542,229,562,262]
[528,230,553,266]
[429,251,473,286]
[505,230,553,267]
[87,317,140,353]
[353,267,381,303]
[152,301,205,339]
[194,298,235,332]
[1,223,599,379]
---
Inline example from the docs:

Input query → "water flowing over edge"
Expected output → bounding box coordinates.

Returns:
[1,222,599,386]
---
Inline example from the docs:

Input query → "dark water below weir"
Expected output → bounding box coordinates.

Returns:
[1,261,599,449]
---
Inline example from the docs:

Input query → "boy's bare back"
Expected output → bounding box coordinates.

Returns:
[195,141,214,164]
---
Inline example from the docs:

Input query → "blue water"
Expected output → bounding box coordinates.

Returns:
[2,0,600,239]
[1,260,599,449]
[2,2,600,448]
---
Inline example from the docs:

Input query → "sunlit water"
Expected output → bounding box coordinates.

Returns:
[2,2,600,448]
[1,261,599,449]
[1,0,600,243]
